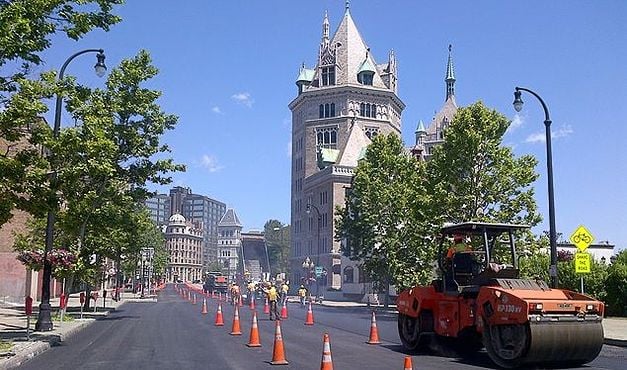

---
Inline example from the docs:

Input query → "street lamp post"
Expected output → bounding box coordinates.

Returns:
[513,86,558,288]
[35,49,106,331]
[302,256,315,299]
[306,203,322,301]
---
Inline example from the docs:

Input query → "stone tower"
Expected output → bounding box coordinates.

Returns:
[288,3,405,291]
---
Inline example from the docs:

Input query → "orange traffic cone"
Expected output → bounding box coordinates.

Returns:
[320,333,333,370]
[263,298,270,314]
[201,298,208,315]
[230,306,242,335]
[366,311,381,344]
[192,293,197,305]
[214,303,224,326]
[246,311,261,347]
[270,320,289,365]
[239,295,244,307]
[304,301,314,326]
[250,296,255,310]
[280,301,288,319]
[403,356,413,370]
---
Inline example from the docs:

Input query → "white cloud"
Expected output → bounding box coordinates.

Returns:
[211,106,223,114]
[231,92,254,108]
[525,124,574,143]
[200,154,224,173]
[510,113,524,130]
[286,141,292,158]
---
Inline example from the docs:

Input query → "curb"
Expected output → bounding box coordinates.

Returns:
[604,338,627,348]
[0,301,127,370]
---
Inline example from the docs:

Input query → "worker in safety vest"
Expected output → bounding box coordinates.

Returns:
[280,281,289,305]
[263,282,280,320]
[446,234,472,259]
[297,285,308,306]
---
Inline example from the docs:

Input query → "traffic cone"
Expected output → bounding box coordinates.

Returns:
[239,295,244,307]
[280,301,288,319]
[366,311,381,344]
[250,296,255,310]
[246,311,261,347]
[304,301,314,325]
[192,293,197,305]
[403,356,413,370]
[218,291,222,301]
[214,303,224,326]
[230,306,242,335]
[263,298,270,314]
[201,298,208,315]
[320,333,333,370]
[270,320,289,365]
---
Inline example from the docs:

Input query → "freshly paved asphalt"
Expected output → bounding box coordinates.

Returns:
[14,286,627,370]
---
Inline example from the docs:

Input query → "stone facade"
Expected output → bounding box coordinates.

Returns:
[164,214,203,283]
[289,6,404,293]
[217,209,243,282]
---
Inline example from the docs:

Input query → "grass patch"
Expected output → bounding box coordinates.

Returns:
[0,340,13,352]
[51,312,75,322]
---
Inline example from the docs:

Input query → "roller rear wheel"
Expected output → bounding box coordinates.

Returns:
[483,319,529,369]
[398,312,432,352]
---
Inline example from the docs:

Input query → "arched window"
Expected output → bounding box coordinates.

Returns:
[365,103,371,117]
[330,130,336,144]
[324,131,330,144]
[324,103,330,118]
[360,103,365,116]
[343,266,354,283]
[330,103,335,117]
[319,104,324,118]
[372,105,377,118]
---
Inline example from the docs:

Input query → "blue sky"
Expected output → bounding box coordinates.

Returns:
[40,1,626,250]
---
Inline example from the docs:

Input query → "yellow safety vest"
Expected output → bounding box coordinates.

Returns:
[268,287,278,301]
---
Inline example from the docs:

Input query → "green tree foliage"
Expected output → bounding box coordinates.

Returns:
[426,102,541,228]
[264,220,290,276]
[0,0,123,226]
[336,134,436,291]
[605,250,627,316]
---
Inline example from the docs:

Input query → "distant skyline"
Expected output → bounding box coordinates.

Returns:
[39,1,626,249]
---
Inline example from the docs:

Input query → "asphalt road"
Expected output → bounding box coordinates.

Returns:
[16,286,627,369]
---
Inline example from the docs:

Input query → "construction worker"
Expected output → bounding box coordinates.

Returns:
[446,234,472,259]
[263,282,280,320]
[298,285,308,306]
[230,283,240,306]
[280,281,290,305]
[247,281,256,304]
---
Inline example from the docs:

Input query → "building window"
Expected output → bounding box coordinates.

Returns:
[316,127,338,149]
[365,127,379,139]
[321,66,335,86]
[359,103,377,118]
[343,266,354,283]
[318,103,336,118]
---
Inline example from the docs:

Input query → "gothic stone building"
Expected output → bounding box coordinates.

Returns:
[289,4,458,299]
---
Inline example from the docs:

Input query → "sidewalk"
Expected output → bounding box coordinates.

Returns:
[0,291,156,370]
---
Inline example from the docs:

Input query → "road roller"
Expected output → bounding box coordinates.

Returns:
[396,222,604,368]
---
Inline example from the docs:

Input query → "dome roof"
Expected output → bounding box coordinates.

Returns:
[168,213,186,225]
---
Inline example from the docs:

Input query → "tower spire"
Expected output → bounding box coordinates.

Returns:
[345,0,350,12]
[445,44,455,101]
[321,10,330,47]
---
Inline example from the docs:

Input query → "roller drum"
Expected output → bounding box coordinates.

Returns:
[526,320,604,365]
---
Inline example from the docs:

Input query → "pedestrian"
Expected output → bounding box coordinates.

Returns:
[280,281,289,305]
[298,285,308,307]
[262,282,280,320]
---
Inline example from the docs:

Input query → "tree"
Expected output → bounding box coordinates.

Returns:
[605,250,627,316]
[336,134,436,298]
[264,220,290,276]
[0,0,123,226]
[426,101,541,228]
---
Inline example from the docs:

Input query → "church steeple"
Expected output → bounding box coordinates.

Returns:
[445,44,455,101]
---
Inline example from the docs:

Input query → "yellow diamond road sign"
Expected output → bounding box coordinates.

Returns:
[575,252,591,274]
[570,225,594,252]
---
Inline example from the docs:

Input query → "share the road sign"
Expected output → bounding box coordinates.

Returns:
[575,252,591,273]
[570,225,594,252]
